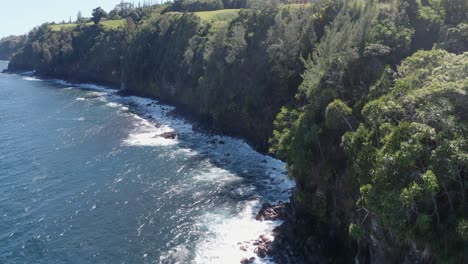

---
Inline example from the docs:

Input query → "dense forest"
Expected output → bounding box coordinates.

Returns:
[0,35,26,60]
[2,0,467,262]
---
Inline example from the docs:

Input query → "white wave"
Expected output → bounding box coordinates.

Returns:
[85,91,108,102]
[195,201,277,264]
[193,165,241,184]
[86,91,107,97]
[106,102,121,108]
[52,79,116,94]
[76,83,114,93]
[76,97,86,101]
[22,76,41,82]
[159,245,192,264]
[122,114,178,147]
[53,79,70,86]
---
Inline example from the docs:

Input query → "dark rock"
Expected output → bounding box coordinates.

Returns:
[146,103,151,106]
[240,258,249,264]
[255,244,268,258]
[259,234,271,244]
[218,140,225,144]
[160,131,176,139]
[261,159,267,163]
[249,257,255,262]
[224,153,231,157]
[255,202,289,221]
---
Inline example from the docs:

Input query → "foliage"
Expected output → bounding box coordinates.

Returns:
[92,7,108,24]
[169,0,226,12]
[343,50,468,261]
[437,22,468,54]
[0,35,27,60]
[194,9,240,22]
[9,22,129,85]
[49,20,126,32]
[269,0,467,261]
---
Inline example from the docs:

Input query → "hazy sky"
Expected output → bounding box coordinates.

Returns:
[0,0,124,38]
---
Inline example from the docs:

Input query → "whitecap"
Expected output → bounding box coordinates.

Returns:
[106,102,121,108]
[194,201,278,264]
[76,97,85,101]
[160,245,191,264]
[122,114,178,147]
[193,165,242,184]
[22,76,41,82]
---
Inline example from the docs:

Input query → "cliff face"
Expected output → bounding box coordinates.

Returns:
[8,25,124,86]
[8,7,312,151]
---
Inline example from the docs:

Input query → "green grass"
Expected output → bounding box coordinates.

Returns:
[49,23,78,31]
[101,19,126,30]
[282,3,311,9]
[49,19,126,32]
[194,9,240,22]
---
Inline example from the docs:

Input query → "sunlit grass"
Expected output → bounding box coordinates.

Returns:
[194,9,240,22]
[49,19,126,32]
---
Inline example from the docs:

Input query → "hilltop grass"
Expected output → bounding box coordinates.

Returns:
[101,19,126,30]
[194,9,240,22]
[49,19,126,31]
[49,23,77,31]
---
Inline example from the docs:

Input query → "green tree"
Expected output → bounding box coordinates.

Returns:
[343,50,468,261]
[92,7,107,25]
[76,10,84,23]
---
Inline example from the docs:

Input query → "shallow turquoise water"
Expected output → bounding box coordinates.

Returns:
[0,61,293,264]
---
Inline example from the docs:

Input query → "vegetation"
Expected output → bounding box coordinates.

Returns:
[5,0,468,262]
[0,35,26,60]
[268,0,467,261]
[91,7,108,25]
[167,0,246,12]
[49,20,126,31]
[343,49,467,261]
[194,9,240,22]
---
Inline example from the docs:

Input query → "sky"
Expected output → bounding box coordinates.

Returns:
[0,0,124,38]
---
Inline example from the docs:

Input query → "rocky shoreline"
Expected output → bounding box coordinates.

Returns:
[238,201,301,264]
[240,195,341,264]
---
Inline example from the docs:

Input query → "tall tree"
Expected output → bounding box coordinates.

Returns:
[92,7,107,25]
[76,10,83,23]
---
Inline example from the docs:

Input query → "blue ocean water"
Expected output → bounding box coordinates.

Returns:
[0,61,293,264]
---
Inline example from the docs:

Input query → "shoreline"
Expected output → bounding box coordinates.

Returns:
[11,70,295,263]
[3,67,271,153]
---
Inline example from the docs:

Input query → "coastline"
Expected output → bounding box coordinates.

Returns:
[9,69,296,263]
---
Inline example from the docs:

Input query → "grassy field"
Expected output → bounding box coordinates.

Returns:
[194,9,240,22]
[49,19,126,31]
[49,23,77,31]
[101,19,126,30]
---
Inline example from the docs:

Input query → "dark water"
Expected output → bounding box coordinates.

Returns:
[0,61,293,264]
